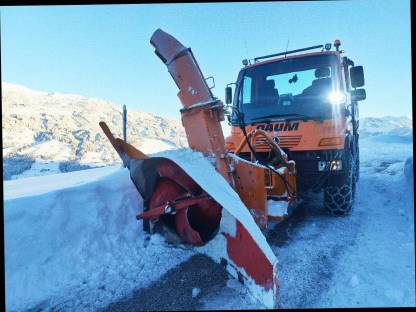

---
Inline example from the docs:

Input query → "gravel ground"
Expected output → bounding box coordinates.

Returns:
[101,254,229,311]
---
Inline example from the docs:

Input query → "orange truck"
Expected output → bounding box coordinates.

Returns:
[224,40,366,215]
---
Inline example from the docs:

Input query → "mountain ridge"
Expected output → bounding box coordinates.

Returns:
[2,82,187,179]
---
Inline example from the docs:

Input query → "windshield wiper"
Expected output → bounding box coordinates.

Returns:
[251,113,319,122]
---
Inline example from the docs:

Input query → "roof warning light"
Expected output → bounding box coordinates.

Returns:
[334,39,341,51]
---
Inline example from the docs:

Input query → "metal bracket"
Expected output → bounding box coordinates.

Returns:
[179,99,223,113]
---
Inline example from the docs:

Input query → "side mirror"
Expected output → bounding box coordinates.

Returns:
[225,86,233,104]
[351,88,366,101]
[350,66,365,88]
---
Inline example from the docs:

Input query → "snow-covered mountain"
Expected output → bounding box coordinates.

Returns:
[2,82,187,179]
[359,116,412,138]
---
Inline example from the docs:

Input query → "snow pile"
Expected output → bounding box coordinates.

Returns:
[4,147,280,310]
[267,200,289,217]
[4,165,195,311]
[2,82,187,180]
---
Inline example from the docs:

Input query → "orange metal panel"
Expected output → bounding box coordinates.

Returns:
[227,119,346,152]
[180,103,231,184]
[232,159,268,230]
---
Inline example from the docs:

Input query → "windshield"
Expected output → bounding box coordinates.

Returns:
[233,54,342,124]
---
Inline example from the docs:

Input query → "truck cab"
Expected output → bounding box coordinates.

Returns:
[225,40,366,215]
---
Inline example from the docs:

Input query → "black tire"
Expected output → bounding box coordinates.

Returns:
[324,149,356,216]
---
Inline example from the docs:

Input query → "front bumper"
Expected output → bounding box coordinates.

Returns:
[285,149,346,192]
[286,149,345,174]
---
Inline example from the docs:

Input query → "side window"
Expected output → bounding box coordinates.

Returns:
[240,76,252,105]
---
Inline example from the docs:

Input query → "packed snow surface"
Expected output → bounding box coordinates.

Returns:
[316,136,414,307]
[267,134,414,308]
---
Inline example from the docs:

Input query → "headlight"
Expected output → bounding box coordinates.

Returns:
[318,160,343,171]
[328,91,346,105]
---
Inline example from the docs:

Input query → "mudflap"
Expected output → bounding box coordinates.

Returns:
[127,154,278,308]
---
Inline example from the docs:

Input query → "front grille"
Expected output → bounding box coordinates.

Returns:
[254,135,302,149]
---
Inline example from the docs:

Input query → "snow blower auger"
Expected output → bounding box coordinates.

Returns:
[99,29,297,308]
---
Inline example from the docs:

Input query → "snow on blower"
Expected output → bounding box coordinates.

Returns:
[99,29,366,308]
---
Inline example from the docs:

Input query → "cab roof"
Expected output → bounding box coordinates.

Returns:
[244,50,341,70]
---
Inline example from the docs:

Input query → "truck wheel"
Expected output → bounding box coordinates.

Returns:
[324,150,356,216]
[355,145,360,182]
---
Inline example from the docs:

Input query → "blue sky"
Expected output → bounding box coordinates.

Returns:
[1,1,412,124]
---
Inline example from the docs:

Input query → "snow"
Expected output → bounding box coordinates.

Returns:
[138,137,178,154]
[4,148,278,310]
[4,166,194,311]
[23,140,74,161]
[3,114,414,310]
[266,134,414,308]
[360,116,412,138]
[4,165,121,200]
[8,159,102,180]
[268,200,289,217]
[192,287,201,298]
[314,135,415,308]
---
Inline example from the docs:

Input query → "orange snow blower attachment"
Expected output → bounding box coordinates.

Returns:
[232,129,297,225]
[99,28,298,308]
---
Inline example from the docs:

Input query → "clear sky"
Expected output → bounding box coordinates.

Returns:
[1,1,412,126]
